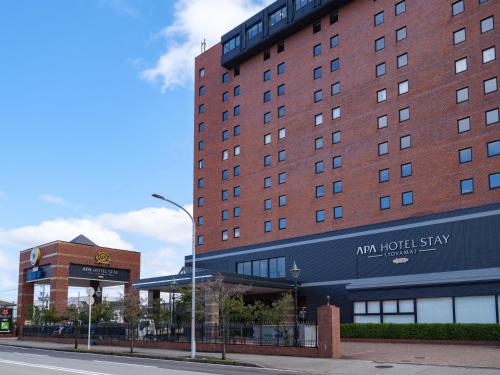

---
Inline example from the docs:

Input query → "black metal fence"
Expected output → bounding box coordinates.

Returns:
[23,321,317,347]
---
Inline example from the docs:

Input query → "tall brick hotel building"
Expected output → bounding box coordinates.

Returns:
[138,0,500,324]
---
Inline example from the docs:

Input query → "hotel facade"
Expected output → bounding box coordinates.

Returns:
[139,0,500,324]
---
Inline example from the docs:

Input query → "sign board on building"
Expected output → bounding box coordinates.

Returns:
[69,264,130,282]
[0,308,13,334]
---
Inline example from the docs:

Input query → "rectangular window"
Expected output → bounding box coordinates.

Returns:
[269,6,287,27]
[234,227,240,238]
[222,130,229,141]
[277,62,285,75]
[197,216,203,226]
[376,62,386,77]
[264,90,271,103]
[313,21,321,34]
[197,197,204,207]
[277,40,285,53]
[380,196,391,210]
[279,195,286,206]
[374,11,384,26]
[264,49,270,60]
[197,235,203,245]
[223,35,241,54]
[234,145,241,156]
[264,199,272,210]
[234,105,240,116]
[278,172,287,184]
[454,28,466,45]
[222,111,228,121]
[264,221,272,233]
[198,104,204,114]
[316,209,325,222]
[395,1,406,16]
[264,112,272,123]
[314,66,322,80]
[264,154,272,167]
[377,88,387,102]
[484,77,498,94]
[483,47,496,63]
[489,173,500,189]
[234,207,240,217]
[314,90,323,103]
[331,58,340,72]
[452,0,464,16]
[221,210,229,221]
[315,137,324,150]
[400,135,411,149]
[455,57,468,74]
[278,128,286,139]
[331,82,340,95]
[332,131,341,144]
[264,70,271,81]
[198,86,205,96]
[375,37,385,52]
[199,68,205,77]
[315,161,324,174]
[461,178,474,194]
[233,125,240,136]
[278,84,285,96]
[198,122,204,133]
[333,155,342,169]
[246,21,263,40]
[198,159,204,169]
[330,11,338,24]
[396,26,407,42]
[459,147,472,164]
[397,53,408,68]
[264,133,271,145]
[333,180,343,194]
[334,206,343,219]
[222,170,228,180]
[313,43,322,56]
[379,168,390,182]
[480,16,494,33]
[279,218,287,230]
[378,142,389,155]
[399,80,409,95]
[378,115,388,129]
[487,140,500,157]
[278,106,286,118]
[222,190,228,201]
[222,92,228,102]
[402,191,413,206]
[295,0,313,11]
[458,117,470,133]
[278,150,285,162]
[330,34,339,48]
[233,166,240,176]
[456,87,469,103]
[401,162,412,177]
[399,107,410,122]
[332,106,341,119]
[222,72,229,83]
[486,108,499,125]
[234,85,240,96]
[315,113,324,126]
[316,185,325,198]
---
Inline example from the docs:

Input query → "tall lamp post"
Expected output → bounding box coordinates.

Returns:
[290,261,301,346]
[152,193,196,359]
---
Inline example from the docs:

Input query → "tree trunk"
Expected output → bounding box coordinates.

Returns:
[130,324,134,353]
[74,324,79,349]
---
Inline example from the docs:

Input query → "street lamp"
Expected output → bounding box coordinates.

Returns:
[152,193,196,358]
[290,261,301,346]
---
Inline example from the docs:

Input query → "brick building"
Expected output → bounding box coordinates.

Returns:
[137,0,500,324]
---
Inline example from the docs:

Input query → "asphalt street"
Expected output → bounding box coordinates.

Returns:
[0,345,301,375]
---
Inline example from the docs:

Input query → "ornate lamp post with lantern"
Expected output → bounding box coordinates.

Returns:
[290,261,301,346]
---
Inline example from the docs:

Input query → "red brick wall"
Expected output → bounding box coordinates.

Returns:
[193,0,500,254]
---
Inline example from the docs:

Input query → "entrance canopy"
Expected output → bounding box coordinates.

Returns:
[133,268,295,295]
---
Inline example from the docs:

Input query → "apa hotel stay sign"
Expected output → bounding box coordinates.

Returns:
[357,234,451,264]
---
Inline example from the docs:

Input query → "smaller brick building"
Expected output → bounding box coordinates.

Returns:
[17,235,140,332]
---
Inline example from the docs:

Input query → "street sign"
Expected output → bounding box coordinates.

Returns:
[87,287,95,296]
[89,297,95,306]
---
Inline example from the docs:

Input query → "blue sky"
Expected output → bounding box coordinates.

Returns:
[0,0,272,302]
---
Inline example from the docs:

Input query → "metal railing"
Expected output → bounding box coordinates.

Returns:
[23,321,317,347]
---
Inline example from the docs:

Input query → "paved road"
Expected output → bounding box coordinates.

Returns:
[0,345,299,375]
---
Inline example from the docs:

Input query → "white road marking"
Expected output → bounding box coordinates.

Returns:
[0,358,113,375]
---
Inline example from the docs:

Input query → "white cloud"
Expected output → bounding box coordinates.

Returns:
[142,0,274,91]
[40,194,67,205]
[141,247,184,278]
[0,191,6,200]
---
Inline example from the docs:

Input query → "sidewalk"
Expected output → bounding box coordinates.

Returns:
[1,338,500,375]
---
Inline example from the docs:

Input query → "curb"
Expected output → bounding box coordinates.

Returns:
[0,343,262,368]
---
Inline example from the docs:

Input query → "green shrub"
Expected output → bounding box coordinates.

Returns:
[340,324,500,341]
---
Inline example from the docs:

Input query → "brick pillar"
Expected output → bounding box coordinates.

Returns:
[17,278,34,335]
[317,305,341,359]
[49,277,69,317]
[204,287,219,339]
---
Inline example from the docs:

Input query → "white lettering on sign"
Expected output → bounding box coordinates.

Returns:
[356,234,451,260]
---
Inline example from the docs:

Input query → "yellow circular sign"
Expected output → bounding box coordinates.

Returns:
[29,247,42,266]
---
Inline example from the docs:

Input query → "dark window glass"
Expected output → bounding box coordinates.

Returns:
[331,58,340,72]
[264,90,271,102]
[197,197,204,207]
[198,140,204,150]
[197,216,203,226]
[313,21,321,34]
[277,62,285,75]
[234,86,240,96]
[278,84,285,96]
[330,11,338,24]
[222,190,228,201]
[264,154,272,167]
[198,122,205,132]
[314,67,322,80]
[223,35,241,54]
[247,21,263,39]
[264,49,271,60]
[222,130,229,141]
[199,86,205,96]
[269,6,287,27]
[222,111,228,121]
[222,92,228,102]
[222,72,229,83]
[198,104,204,114]
[277,40,285,53]
[234,105,240,116]
[278,172,286,184]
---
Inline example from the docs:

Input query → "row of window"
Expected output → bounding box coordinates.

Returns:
[236,257,286,278]
[456,77,498,103]
[452,0,492,18]
[373,0,406,27]
[460,173,500,194]
[315,206,344,222]
[375,53,408,78]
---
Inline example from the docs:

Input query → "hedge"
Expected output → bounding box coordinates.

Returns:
[340,324,500,341]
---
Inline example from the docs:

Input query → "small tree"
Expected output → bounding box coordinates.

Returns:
[41,307,63,324]
[92,301,116,323]
[66,304,80,349]
[119,293,142,353]
[203,274,247,360]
